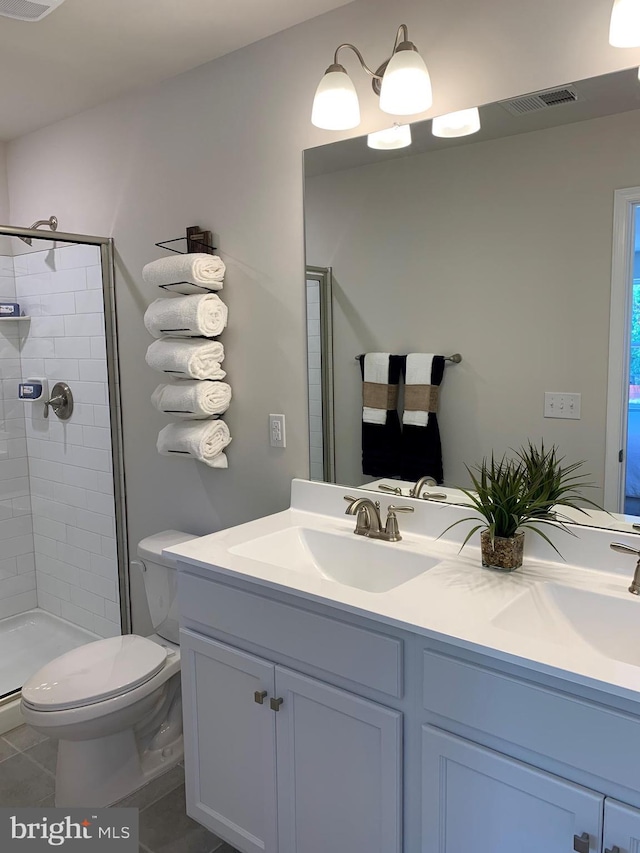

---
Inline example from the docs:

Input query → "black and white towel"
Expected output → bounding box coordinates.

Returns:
[359,353,403,477]
[400,353,445,483]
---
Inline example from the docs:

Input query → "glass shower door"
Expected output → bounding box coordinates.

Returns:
[0,230,126,704]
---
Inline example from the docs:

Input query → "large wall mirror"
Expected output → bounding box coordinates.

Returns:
[303,66,640,531]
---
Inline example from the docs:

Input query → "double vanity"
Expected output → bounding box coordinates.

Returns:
[169,479,640,853]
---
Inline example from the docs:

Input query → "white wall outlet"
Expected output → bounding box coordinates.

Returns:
[269,413,286,448]
[544,392,581,420]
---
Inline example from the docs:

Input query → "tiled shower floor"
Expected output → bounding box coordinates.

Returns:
[0,609,97,699]
[0,725,239,853]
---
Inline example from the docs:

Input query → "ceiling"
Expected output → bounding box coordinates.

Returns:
[0,0,353,141]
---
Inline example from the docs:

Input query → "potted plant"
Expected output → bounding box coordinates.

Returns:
[515,441,602,521]
[441,445,600,571]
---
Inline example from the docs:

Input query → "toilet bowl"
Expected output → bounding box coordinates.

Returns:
[20,530,197,807]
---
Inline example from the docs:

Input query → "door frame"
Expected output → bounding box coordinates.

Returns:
[605,187,640,511]
[305,265,336,482]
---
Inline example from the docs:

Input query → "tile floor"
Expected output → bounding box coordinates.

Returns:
[0,724,240,853]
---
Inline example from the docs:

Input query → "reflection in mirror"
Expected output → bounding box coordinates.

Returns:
[306,265,335,482]
[303,67,640,531]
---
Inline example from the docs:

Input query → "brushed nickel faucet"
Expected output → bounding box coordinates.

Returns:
[609,542,640,595]
[344,496,414,542]
[410,476,438,497]
[410,476,447,501]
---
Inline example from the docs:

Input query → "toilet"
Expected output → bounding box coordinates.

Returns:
[20,530,197,807]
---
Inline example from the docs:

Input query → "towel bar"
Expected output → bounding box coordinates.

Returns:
[355,353,462,364]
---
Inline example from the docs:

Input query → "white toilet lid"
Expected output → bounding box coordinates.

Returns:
[22,635,168,711]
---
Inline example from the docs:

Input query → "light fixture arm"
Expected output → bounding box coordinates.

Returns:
[331,24,414,88]
[391,24,409,54]
[332,43,382,80]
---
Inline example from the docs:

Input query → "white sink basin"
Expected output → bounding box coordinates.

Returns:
[492,582,640,667]
[230,526,439,593]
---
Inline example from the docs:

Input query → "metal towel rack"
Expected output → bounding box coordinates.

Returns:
[355,353,462,363]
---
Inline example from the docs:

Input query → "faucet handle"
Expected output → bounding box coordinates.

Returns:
[384,505,415,541]
[344,495,359,502]
[610,542,640,557]
[377,483,403,495]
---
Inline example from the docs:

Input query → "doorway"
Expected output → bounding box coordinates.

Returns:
[606,188,640,513]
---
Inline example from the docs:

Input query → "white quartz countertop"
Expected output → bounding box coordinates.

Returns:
[167,479,640,704]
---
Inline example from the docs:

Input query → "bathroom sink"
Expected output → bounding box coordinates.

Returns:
[492,583,640,667]
[229,526,439,593]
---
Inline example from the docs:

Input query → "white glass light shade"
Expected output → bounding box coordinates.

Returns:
[311,68,361,130]
[432,107,481,138]
[367,124,412,150]
[609,0,640,47]
[379,48,432,116]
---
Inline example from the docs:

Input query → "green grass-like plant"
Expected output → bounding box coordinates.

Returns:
[441,444,602,558]
[515,441,602,521]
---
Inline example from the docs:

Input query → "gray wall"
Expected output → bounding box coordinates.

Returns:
[305,109,640,498]
[4,0,640,630]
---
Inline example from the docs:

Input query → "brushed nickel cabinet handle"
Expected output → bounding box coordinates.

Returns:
[254,691,268,705]
[270,697,284,711]
[574,833,590,853]
[605,846,621,853]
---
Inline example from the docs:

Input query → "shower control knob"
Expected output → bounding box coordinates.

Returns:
[44,381,74,420]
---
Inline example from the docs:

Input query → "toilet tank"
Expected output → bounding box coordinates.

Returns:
[136,530,198,644]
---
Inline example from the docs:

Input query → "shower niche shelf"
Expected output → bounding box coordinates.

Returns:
[0,316,30,322]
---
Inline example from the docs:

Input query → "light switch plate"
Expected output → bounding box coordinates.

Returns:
[544,392,581,420]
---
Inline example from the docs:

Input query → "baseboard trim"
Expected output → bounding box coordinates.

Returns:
[0,693,23,735]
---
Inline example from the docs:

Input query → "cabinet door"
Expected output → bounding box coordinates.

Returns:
[180,629,278,853]
[604,799,640,853]
[422,726,603,853]
[274,667,402,853]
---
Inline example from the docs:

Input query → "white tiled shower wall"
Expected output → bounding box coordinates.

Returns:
[0,254,36,619]
[12,243,120,637]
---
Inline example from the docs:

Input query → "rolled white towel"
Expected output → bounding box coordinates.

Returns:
[144,294,228,339]
[151,381,232,418]
[157,420,231,467]
[143,253,225,292]
[145,338,225,380]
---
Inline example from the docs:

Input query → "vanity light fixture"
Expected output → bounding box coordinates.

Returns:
[367,123,412,150]
[311,24,432,131]
[609,0,640,47]
[432,107,481,138]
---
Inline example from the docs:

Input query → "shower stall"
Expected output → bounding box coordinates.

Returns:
[0,222,128,727]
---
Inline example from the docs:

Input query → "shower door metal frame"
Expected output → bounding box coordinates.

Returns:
[0,225,131,635]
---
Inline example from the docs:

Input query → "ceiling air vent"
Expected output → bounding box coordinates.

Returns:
[0,0,67,21]
[499,85,582,116]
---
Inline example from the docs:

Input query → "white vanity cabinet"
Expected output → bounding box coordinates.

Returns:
[179,625,402,853]
[177,563,640,853]
[603,800,640,853]
[422,727,640,853]
[421,726,603,853]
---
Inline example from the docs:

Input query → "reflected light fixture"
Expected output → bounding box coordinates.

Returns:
[311,24,432,130]
[432,107,481,138]
[367,123,412,150]
[609,0,640,47]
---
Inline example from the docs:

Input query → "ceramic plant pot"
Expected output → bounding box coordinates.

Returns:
[480,530,524,572]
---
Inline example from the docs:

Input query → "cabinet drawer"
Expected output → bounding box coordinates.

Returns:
[423,649,640,791]
[179,570,402,698]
